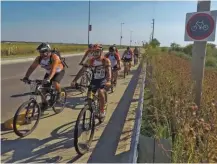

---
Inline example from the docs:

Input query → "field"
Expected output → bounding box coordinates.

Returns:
[1,41,129,58]
[141,48,217,162]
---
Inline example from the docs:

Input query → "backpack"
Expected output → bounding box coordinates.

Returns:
[39,49,69,68]
[105,52,119,61]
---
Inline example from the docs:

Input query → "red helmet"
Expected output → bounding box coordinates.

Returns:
[93,44,103,51]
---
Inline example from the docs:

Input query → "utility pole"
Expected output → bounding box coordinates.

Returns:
[151,19,155,41]
[192,0,211,108]
[87,0,91,46]
[130,30,133,46]
[120,23,124,46]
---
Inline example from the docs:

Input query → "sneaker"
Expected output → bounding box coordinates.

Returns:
[40,102,48,115]
[99,110,106,118]
[56,92,61,103]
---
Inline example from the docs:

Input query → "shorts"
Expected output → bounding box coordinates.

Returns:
[88,79,106,93]
[123,58,132,62]
[134,54,139,58]
[112,65,118,71]
[44,69,65,83]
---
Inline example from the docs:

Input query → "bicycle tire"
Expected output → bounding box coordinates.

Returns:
[13,99,41,137]
[74,105,95,155]
[52,88,67,114]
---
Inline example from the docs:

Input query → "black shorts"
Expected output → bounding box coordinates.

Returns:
[112,65,118,71]
[88,79,106,93]
[44,69,65,83]
[124,58,132,62]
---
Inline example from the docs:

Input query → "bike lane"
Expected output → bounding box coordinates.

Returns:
[1,63,142,163]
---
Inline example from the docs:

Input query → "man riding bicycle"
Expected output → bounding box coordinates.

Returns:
[122,46,134,70]
[22,43,65,112]
[105,45,121,86]
[133,46,139,65]
[71,44,111,118]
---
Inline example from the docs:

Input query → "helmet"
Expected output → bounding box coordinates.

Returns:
[88,44,93,49]
[36,43,51,52]
[127,46,130,50]
[109,46,115,52]
[93,44,103,51]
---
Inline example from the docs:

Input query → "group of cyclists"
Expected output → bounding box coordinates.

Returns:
[22,42,140,118]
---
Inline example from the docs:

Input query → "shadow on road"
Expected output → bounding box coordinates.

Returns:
[1,121,76,163]
[87,64,141,163]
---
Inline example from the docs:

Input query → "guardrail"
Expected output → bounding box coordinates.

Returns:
[128,60,147,163]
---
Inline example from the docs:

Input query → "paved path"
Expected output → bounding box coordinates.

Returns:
[1,59,142,163]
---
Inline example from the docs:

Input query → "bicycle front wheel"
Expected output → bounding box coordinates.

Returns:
[13,99,41,137]
[74,105,95,155]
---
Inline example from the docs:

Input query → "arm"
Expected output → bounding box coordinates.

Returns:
[116,53,121,69]
[79,50,90,64]
[105,59,112,82]
[48,56,59,80]
[24,57,39,78]
[73,66,88,82]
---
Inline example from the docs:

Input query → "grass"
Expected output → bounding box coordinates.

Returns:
[141,48,217,163]
[1,41,130,59]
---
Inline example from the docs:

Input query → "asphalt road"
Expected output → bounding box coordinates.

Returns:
[1,51,124,123]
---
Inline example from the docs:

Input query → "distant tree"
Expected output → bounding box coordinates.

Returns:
[150,38,160,48]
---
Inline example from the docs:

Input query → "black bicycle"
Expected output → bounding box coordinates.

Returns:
[13,79,67,137]
[73,83,108,155]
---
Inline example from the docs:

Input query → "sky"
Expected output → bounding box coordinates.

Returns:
[1,1,217,46]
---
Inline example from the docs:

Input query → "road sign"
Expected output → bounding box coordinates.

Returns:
[184,11,217,41]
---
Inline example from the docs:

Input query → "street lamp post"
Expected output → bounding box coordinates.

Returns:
[120,22,124,46]
[88,0,91,46]
[130,30,133,46]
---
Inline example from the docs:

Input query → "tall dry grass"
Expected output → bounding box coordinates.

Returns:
[141,49,217,163]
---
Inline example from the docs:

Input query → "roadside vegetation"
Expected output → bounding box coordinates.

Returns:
[1,41,130,58]
[141,39,217,162]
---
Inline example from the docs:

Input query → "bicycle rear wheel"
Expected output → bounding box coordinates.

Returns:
[13,99,41,137]
[74,105,95,155]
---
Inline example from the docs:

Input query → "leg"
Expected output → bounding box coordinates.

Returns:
[97,79,107,117]
[52,70,65,101]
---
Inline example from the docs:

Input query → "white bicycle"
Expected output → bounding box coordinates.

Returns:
[191,20,209,31]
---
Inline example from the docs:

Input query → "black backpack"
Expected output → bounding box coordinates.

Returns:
[39,49,69,68]
[51,49,68,68]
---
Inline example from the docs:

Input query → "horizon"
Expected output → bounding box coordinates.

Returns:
[1,1,217,46]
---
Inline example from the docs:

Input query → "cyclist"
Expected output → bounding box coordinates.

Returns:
[122,46,134,70]
[22,43,65,112]
[105,46,121,86]
[133,46,139,65]
[71,44,111,118]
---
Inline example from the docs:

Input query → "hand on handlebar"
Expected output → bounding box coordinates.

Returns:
[21,77,29,83]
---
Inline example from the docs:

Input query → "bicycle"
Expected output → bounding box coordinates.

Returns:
[73,83,108,155]
[13,79,67,137]
[122,59,131,78]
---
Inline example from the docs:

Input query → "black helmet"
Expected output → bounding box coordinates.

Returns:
[109,46,115,52]
[127,46,130,50]
[36,43,51,52]
[88,44,93,49]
